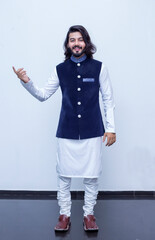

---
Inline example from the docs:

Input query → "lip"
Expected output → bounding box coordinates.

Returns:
[74,47,80,51]
[73,46,82,51]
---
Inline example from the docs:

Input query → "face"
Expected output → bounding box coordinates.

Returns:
[67,31,86,58]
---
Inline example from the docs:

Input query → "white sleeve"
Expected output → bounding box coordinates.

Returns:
[99,64,116,133]
[20,67,59,102]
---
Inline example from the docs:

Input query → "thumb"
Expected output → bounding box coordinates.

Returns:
[103,133,107,142]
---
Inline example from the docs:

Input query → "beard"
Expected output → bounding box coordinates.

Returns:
[68,46,86,58]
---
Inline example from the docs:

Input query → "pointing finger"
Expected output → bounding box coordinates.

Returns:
[12,66,17,73]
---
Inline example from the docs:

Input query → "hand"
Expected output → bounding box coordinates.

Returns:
[103,132,116,146]
[12,66,30,83]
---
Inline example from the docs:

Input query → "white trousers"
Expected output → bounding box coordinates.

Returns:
[57,175,99,217]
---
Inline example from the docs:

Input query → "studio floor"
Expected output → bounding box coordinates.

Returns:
[0,197,155,240]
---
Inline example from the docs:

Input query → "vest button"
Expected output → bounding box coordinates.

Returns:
[78,114,81,118]
[77,75,81,78]
[77,88,81,91]
[77,63,80,66]
[77,101,81,105]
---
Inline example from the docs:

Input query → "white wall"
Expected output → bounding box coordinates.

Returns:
[0,0,155,191]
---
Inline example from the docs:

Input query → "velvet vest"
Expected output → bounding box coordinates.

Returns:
[56,57,105,139]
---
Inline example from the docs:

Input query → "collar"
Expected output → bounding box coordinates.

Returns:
[70,54,87,63]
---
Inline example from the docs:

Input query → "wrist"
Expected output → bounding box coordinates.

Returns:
[21,77,30,83]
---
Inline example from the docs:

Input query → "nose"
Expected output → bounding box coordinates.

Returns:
[75,39,79,45]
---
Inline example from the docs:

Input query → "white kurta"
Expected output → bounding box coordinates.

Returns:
[20,63,115,178]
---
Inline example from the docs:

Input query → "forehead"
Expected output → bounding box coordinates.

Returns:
[69,31,83,39]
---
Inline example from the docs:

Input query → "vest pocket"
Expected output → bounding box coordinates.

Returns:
[82,78,95,82]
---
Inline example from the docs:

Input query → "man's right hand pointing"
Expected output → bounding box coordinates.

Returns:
[12,66,30,83]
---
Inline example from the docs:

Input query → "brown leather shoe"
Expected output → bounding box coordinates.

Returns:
[83,215,99,231]
[54,214,71,231]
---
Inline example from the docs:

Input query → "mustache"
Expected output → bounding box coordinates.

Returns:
[72,45,82,49]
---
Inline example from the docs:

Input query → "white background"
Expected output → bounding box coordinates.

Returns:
[0,0,155,191]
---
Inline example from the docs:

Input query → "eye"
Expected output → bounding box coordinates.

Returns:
[70,39,75,42]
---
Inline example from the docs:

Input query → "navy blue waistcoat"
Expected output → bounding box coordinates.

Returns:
[56,57,105,139]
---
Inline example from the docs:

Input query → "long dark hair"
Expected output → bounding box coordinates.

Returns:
[64,25,96,61]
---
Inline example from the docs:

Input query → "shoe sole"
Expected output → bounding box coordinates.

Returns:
[54,222,71,232]
[83,222,99,231]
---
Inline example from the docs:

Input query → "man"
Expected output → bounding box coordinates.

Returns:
[13,25,116,232]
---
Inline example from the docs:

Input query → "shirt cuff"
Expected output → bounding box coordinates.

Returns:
[105,128,116,133]
[20,78,32,86]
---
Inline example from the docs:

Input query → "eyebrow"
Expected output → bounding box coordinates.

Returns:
[69,37,84,40]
